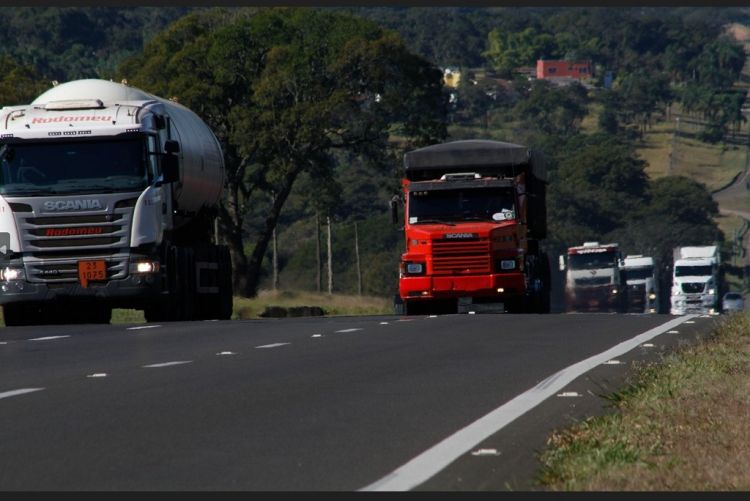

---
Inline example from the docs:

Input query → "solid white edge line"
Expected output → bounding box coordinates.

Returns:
[255,343,291,349]
[0,388,44,400]
[359,314,697,492]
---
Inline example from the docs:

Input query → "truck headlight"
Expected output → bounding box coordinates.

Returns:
[0,266,24,281]
[649,292,657,300]
[611,288,618,295]
[131,260,160,274]
[708,288,715,295]
[404,262,424,275]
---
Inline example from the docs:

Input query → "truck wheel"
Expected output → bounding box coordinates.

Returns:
[3,304,34,326]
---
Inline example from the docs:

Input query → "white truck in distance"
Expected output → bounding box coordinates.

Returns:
[0,79,233,325]
[620,255,658,313]
[670,245,720,315]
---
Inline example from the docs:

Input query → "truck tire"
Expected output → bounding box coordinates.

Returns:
[3,303,36,326]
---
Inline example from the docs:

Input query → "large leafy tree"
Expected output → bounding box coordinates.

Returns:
[0,55,48,106]
[117,7,447,297]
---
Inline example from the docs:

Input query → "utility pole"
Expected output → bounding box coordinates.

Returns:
[669,116,680,175]
[315,212,321,293]
[354,221,362,296]
[327,215,333,295]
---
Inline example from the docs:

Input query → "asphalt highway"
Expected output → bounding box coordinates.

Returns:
[0,312,719,491]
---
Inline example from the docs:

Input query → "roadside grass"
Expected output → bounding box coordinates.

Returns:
[538,311,750,490]
[1,290,392,327]
[231,289,392,319]
[637,115,747,193]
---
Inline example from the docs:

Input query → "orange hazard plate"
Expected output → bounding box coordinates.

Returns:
[78,260,106,288]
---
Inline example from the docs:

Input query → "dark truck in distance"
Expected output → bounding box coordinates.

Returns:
[391,140,550,315]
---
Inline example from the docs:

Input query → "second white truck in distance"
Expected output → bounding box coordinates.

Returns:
[620,255,659,313]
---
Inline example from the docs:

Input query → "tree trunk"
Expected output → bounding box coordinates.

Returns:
[244,164,304,297]
[220,179,249,295]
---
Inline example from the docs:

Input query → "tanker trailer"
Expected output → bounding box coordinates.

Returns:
[0,79,232,325]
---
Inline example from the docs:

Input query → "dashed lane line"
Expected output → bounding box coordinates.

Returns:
[142,361,193,368]
[28,335,71,342]
[0,388,44,400]
[255,343,291,349]
[127,325,162,330]
[335,328,363,333]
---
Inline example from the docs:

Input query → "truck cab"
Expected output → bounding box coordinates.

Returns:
[620,255,659,313]
[560,242,625,313]
[393,140,550,315]
[670,245,720,315]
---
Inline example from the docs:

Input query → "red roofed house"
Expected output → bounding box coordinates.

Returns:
[536,60,593,80]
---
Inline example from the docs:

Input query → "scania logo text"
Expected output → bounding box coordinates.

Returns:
[43,199,103,211]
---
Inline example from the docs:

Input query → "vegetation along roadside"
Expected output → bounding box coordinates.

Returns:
[538,311,750,490]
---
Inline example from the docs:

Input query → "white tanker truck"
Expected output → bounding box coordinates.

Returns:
[0,79,232,325]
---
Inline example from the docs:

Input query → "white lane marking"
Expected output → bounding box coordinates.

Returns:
[143,361,192,368]
[28,335,70,342]
[87,373,107,378]
[380,322,389,325]
[360,314,698,492]
[428,315,438,318]
[642,343,655,348]
[255,343,290,349]
[217,351,236,356]
[667,330,680,334]
[312,334,323,338]
[127,325,161,330]
[603,359,622,365]
[0,342,7,345]
[685,321,696,324]
[470,448,501,456]
[0,388,44,400]
[557,391,581,397]
[336,328,363,333]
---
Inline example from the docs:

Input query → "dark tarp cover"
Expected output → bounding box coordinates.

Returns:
[404,140,529,171]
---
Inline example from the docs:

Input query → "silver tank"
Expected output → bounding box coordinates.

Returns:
[31,79,225,216]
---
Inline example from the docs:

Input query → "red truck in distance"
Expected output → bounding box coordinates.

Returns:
[391,140,550,315]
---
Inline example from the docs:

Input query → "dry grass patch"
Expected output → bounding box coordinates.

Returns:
[233,289,391,319]
[538,312,750,490]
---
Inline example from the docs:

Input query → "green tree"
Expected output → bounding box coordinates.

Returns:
[0,55,48,105]
[118,7,447,297]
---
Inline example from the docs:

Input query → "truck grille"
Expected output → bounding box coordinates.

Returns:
[18,208,133,284]
[682,283,705,293]
[574,276,611,286]
[431,238,490,275]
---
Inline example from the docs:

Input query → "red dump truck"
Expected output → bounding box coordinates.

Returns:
[391,139,550,315]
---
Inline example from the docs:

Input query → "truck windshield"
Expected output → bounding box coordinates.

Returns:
[622,267,654,281]
[569,251,617,270]
[0,138,149,196]
[408,187,515,223]
[674,265,713,277]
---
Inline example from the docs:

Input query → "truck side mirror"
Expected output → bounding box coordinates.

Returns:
[390,195,401,225]
[162,154,179,183]
[558,255,566,271]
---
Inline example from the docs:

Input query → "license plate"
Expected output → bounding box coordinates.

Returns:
[78,260,106,288]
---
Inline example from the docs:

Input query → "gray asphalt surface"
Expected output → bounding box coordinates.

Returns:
[0,312,720,491]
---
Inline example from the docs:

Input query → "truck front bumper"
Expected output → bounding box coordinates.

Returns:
[399,273,525,301]
[0,274,163,309]
[670,294,717,315]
